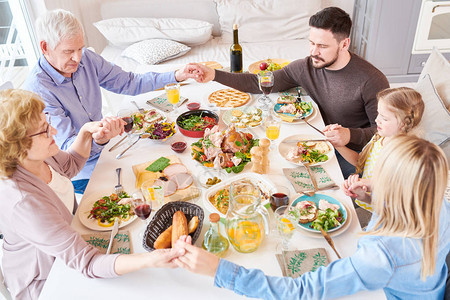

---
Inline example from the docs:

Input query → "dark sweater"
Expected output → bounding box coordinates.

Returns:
[214,53,389,151]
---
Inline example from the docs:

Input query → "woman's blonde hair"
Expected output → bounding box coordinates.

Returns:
[355,87,425,174]
[365,135,448,280]
[0,89,45,178]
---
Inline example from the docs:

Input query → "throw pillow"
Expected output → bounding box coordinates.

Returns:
[94,18,213,47]
[419,48,450,110]
[121,39,191,65]
[415,74,450,150]
[214,0,321,43]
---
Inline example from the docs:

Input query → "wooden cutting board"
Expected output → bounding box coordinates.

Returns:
[132,155,200,202]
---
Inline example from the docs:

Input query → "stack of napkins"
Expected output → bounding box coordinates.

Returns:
[82,230,132,254]
[283,166,337,193]
[276,248,329,278]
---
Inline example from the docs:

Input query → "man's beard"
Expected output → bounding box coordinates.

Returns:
[310,49,339,69]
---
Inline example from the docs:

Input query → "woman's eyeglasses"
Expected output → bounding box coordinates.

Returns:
[29,113,52,138]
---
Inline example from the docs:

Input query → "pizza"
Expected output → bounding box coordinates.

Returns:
[208,89,251,108]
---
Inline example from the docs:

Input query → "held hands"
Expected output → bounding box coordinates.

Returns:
[184,63,215,83]
[342,174,372,202]
[172,235,220,277]
[92,116,125,145]
[175,63,207,82]
[147,248,186,269]
[323,124,351,147]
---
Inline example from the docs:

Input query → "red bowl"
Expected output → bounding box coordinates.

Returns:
[187,102,201,111]
[176,109,219,138]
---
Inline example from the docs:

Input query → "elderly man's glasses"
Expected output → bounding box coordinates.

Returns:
[29,113,52,138]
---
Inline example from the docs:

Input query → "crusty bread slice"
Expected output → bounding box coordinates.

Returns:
[296,200,318,224]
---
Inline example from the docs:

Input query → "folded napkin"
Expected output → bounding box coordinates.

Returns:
[146,94,188,112]
[82,230,132,254]
[283,166,337,193]
[276,248,329,278]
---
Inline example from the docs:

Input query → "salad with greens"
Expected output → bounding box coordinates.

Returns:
[88,192,132,226]
[311,208,345,232]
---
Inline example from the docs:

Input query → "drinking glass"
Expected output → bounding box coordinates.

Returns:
[165,83,180,118]
[265,112,281,149]
[141,180,164,210]
[270,185,291,212]
[117,109,134,141]
[131,191,152,237]
[274,205,297,251]
[257,71,274,110]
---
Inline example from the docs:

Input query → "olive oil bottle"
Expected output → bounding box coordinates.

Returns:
[230,24,243,73]
[202,213,229,257]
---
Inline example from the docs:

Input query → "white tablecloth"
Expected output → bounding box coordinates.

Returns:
[39,79,386,300]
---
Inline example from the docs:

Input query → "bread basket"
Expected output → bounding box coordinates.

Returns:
[143,201,204,251]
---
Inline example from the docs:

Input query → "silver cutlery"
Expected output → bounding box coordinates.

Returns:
[114,168,123,195]
[284,139,328,144]
[108,135,128,152]
[296,90,325,136]
[131,100,145,114]
[106,218,119,254]
[116,133,149,159]
[176,97,189,108]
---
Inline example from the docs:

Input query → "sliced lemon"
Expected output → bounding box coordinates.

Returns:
[280,217,295,232]
[98,219,114,227]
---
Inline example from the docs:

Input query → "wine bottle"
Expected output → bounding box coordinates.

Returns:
[230,24,243,73]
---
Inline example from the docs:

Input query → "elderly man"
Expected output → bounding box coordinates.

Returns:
[24,9,203,193]
[196,7,389,178]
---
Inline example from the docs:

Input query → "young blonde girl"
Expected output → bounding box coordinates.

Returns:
[173,136,449,299]
[339,87,425,210]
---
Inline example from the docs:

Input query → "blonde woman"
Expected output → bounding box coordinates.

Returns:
[174,135,449,299]
[338,87,425,211]
[0,90,184,300]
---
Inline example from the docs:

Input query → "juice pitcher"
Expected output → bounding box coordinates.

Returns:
[225,179,270,253]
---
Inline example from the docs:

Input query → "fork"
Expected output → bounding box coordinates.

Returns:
[115,168,123,195]
[131,100,145,114]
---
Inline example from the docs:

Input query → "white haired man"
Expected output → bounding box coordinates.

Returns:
[24,9,203,193]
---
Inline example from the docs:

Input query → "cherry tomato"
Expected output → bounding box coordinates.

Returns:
[226,161,234,168]
[246,133,253,140]
[200,154,207,162]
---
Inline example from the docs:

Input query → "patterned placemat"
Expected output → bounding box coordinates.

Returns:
[276,248,329,278]
[82,229,132,254]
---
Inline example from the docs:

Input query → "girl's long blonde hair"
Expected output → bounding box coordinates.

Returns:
[0,89,45,178]
[355,87,425,174]
[364,135,448,280]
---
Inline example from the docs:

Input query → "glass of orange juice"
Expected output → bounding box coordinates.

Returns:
[274,205,297,251]
[265,112,281,149]
[165,83,180,117]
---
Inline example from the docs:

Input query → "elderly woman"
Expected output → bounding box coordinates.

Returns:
[0,90,184,300]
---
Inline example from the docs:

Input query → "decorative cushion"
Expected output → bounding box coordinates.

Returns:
[419,48,450,110]
[121,39,191,65]
[94,17,213,47]
[214,0,321,43]
[415,74,450,150]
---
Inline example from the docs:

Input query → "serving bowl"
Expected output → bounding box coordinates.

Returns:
[176,109,219,138]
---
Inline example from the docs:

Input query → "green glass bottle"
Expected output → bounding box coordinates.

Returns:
[202,213,229,257]
[230,24,243,73]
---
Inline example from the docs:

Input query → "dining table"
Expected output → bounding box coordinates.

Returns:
[39,64,386,300]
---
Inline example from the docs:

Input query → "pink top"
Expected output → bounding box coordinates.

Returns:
[0,150,119,300]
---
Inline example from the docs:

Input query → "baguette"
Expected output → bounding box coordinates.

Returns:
[171,211,188,246]
[154,225,172,249]
[188,216,199,234]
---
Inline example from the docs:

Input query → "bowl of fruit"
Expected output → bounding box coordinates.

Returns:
[248,58,291,74]
[176,109,219,138]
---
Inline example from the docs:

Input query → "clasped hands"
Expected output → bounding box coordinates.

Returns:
[82,116,126,145]
[342,174,372,202]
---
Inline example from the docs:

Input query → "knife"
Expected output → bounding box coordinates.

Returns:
[154,82,189,91]
[284,139,328,144]
[106,218,119,254]
[176,97,189,108]
[116,135,141,159]
[108,135,128,152]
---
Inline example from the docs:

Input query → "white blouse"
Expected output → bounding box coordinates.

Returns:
[47,165,75,213]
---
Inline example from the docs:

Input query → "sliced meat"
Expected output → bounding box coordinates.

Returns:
[164,163,188,179]
[221,127,250,153]
[218,152,234,168]
[171,173,193,190]
[154,179,177,197]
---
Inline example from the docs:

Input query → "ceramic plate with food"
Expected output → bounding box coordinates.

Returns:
[291,194,347,234]
[248,58,291,74]
[274,96,314,120]
[131,109,166,134]
[203,173,275,217]
[222,107,263,129]
[278,135,335,166]
[78,192,137,231]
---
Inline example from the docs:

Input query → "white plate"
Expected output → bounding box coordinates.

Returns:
[78,191,137,231]
[203,173,276,218]
[222,107,264,129]
[292,196,352,238]
[278,135,335,166]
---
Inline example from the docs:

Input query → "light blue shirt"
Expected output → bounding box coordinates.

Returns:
[23,49,176,180]
[215,200,450,299]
